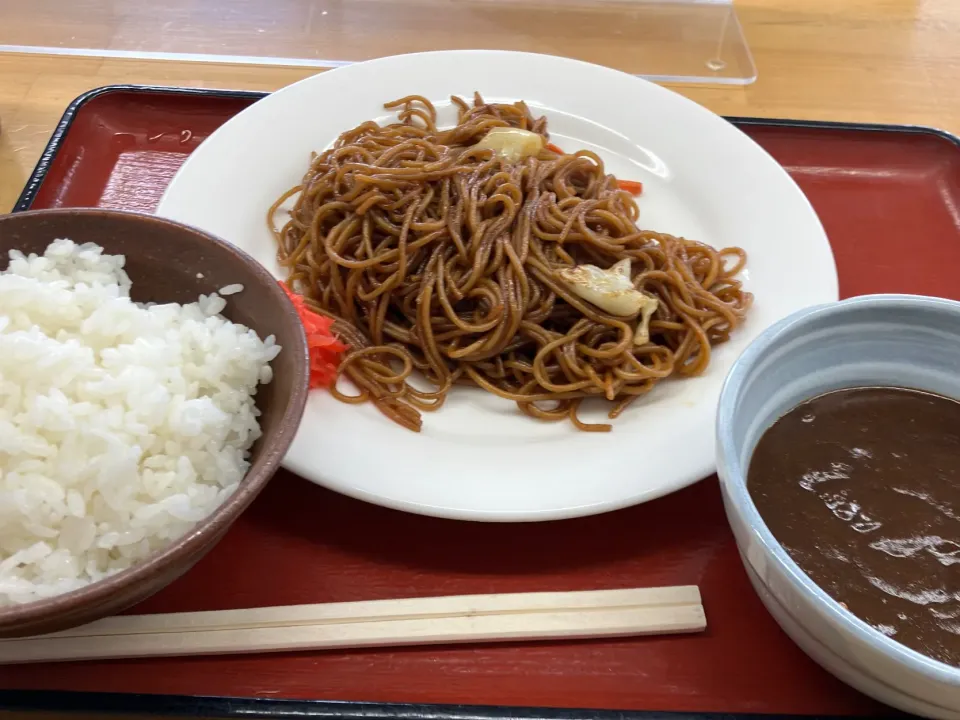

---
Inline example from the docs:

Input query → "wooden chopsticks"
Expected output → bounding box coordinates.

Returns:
[0,586,704,664]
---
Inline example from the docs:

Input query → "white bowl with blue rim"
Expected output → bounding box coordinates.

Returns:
[716,294,960,719]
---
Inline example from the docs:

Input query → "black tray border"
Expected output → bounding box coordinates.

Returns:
[4,84,933,719]
[0,690,898,720]
[12,83,960,214]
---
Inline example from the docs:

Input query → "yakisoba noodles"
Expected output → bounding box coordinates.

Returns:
[269,94,752,432]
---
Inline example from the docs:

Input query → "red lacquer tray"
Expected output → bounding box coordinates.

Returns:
[5,85,960,719]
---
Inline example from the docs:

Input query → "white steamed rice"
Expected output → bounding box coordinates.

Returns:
[0,239,281,605]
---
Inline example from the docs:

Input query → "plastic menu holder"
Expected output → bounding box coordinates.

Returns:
[2,0,756,85]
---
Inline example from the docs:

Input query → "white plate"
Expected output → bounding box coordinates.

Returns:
[157,50,837,522]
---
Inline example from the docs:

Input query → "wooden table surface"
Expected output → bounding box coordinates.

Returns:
[1,0,959,214]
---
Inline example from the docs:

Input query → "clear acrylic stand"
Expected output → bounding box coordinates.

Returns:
[2,0,756,85]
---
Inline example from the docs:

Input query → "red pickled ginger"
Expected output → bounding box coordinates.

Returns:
[279,283,347,389]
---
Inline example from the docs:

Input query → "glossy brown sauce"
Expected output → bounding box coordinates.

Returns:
[748,387,960,667]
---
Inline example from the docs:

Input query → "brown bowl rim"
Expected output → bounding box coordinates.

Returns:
[0,207,310,627]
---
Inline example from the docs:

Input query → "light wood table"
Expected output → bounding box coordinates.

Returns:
[1,0,959,213]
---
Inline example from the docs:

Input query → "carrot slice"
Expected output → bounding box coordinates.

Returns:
[617,179,644,195]
[279,283,347,389]
[546,143,642,197]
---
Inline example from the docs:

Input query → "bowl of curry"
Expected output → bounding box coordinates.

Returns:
[716,294,960,719]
